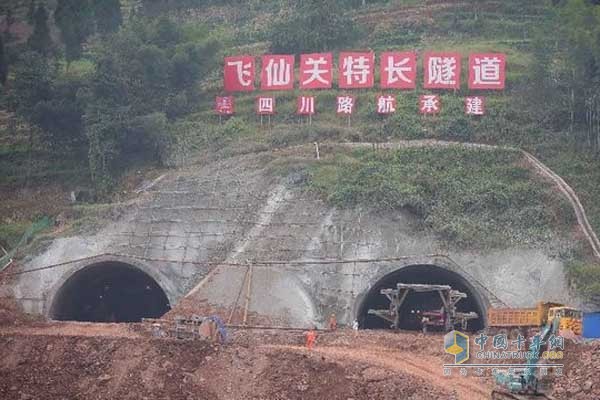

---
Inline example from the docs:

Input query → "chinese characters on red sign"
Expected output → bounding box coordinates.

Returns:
[256,96,275,115]
[261,55,294,91]
[300,53,333,89]
[297,96,315,115]
[337,96,355,115]
[468,53,505,90]
[223,56,254,92]
[465,96,485,115]
[339,52,374,89]
[420,95,440,114]
[377,95,396,114]
[424,52,461,89]
[215,96,234,115]
[380,52,416,89]
[223,51,505,90]
[219,51,504,118]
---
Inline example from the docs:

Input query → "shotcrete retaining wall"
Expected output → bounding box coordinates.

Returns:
[5,151,579,327]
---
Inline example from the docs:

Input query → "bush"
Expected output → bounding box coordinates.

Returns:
[308,147,568,248]
[268,0,359,53]
[565,261,600,304]
[165,92,190,120]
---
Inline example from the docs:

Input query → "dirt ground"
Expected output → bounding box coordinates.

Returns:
[1,309,600,400]
[0,317,484,400]
[2,294,599,400]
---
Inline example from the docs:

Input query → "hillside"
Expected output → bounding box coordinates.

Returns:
[0,1,599,297]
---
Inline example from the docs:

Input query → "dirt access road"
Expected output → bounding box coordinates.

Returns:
[0,320,493,400]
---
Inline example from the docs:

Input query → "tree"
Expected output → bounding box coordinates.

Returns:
[530,0,600,151]
[82,16,221,193]
[27,4,52,56]
[268,0,360,53]
[26,0,36,24]
[2,6,15,39]
[54,0,94,63]
[93,0,123,34]
[0,35,7,85]
[8,52,55,186]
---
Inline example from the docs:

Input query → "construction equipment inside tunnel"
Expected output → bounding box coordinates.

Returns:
[49,261,171,323]
[358,264,485,331]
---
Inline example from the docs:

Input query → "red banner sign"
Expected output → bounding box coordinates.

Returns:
[256,96,275,115]
[261,55,294,91]
[223,56,254,92]
[469,53,505,90]
[377,95,396,114]
[380,52,416,89]
[300,53,333,89]
[215,96,234,115]
[297,96,315,115]
[465,96,485,115]
[419,94,441,114]
[423,52,461,89]
[339,52,374,89]
[337,95,356,114]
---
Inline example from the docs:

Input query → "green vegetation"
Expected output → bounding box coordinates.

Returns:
[26,3,52,56]
[309,147,572,248]
[268,0,360,54]
[565,260,600,303]
[0,0,599,289]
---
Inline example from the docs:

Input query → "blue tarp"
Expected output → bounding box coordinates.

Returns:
[583,312,600,338]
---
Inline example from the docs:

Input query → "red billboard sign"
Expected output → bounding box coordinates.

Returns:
[256,96,275,115]
[380,52,416,89]
[469,53,506,90]
[423,52,461,89]
[419,94,441,114]
[339,52,374,89]
[297,96,315,115]
[465,96,485,115]
[215,96,234,115]
[300,53,333,89]
[261,55,294,91]
[223,56,254,92]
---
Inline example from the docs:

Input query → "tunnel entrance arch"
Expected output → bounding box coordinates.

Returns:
[50,261,171,322]
[357,264,486,331]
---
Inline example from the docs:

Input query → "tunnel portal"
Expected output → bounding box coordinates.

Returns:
[50,261,171,322]
[358,264,485,331]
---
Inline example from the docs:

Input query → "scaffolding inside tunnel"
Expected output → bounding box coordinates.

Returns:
[367,283,479,332]
[358,264,486,331]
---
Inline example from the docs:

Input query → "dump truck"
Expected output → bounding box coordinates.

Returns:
[487,301,571,337]
[547,306,582,336]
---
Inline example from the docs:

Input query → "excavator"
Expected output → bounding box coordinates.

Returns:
[491,315,561,400]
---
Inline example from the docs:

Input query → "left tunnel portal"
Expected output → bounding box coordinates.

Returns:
[50,261,171,322]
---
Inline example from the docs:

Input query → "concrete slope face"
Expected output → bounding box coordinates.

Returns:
[9,153,577,329]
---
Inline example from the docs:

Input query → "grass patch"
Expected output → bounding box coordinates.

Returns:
[565,260,600,303]
[533,137,600,238]
[308,146,571,249]
[0,223,29,250]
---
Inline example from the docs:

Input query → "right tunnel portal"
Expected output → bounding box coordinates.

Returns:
[358,264,486,332]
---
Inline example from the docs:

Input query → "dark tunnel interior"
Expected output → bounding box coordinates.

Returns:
[50,261,171,322]
[358,265,485,331]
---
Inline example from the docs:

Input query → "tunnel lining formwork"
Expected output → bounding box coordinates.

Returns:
[356,263,488,331]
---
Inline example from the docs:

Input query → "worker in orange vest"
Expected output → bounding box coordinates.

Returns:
[304,326,317,350]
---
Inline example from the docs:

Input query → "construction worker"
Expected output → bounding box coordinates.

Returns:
[304,326,317,350]
[328,313,337,331]
[421,314,430,334]
[352,319,359,336]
